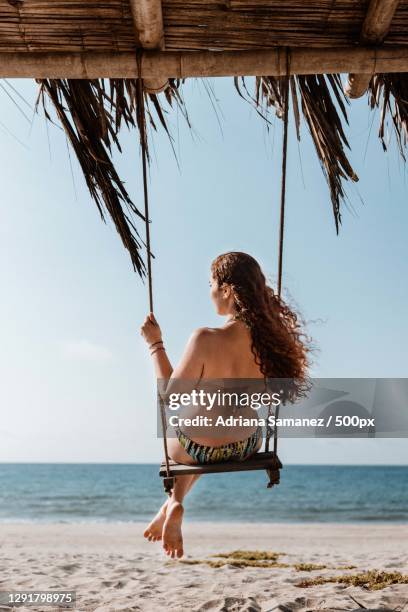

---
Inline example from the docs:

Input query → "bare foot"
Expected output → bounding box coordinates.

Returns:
[143,501,168,542]
[162,501,184,559]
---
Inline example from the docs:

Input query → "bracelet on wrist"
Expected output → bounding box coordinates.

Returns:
[151,346,165,356]
[149,340,163,349]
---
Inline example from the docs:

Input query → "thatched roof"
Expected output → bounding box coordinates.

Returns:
[2,1,408,52]
[1,0,408,276]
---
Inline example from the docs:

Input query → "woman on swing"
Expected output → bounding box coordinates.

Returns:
[140,251,309,559]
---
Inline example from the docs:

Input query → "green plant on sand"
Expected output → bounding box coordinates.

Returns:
[177,551,407,590]
[180,549,289,569]
[296,569,408,591]
[294,562,328,572]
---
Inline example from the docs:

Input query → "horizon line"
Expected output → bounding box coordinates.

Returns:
[0,461,406,467]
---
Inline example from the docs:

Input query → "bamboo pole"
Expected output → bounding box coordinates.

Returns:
[344,72,373,98]
[129,0,168,93]
[361,0,401,42]
[345,0,400,98]
[1,45,408,78]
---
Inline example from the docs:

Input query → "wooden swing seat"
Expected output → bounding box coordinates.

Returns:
[159,451,282,493]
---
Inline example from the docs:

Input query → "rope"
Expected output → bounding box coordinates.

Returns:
[136,60,172,485]
[136,69,153,313]
[277,52,290,299]
[266,50,290,455]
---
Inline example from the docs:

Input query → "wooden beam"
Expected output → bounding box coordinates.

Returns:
[361,0,401,42]
[345,0,400,98]
[344,72,374,98]
[129,0,168,94]
[129,0,164,49]
[1,46,408,79]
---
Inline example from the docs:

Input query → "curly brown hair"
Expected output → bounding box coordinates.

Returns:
[211,251,311,402]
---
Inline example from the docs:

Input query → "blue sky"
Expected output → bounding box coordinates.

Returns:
[0,77,407,464]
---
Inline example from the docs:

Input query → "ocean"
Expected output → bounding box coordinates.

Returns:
[0,464,406,524]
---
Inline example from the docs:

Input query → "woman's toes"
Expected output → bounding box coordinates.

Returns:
[162,501,184,559]
[143,504,168,542]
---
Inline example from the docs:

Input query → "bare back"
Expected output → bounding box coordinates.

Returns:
[200,321,264,379]
[167,321,265,445]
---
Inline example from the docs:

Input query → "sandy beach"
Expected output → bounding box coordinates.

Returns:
[0,522,407,611]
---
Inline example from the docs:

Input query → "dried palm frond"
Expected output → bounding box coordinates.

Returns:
[368,73,408,159]
[236,73,359,232]
[34,71,408,274]
[36,78,186,277]
[293,74,358,232]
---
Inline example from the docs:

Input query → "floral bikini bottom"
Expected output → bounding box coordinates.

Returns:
[175,426,262,464]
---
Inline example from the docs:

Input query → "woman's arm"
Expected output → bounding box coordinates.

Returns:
[140,313,173,379]
[151,346,173,379]
[140,314,208,392]
[170,328,207,380]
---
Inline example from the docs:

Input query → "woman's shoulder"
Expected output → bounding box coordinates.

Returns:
[187,326,226,349]
[182,327,218,361]
[188,326,220,342]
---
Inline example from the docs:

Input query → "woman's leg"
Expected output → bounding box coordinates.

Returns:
[160,430,262,557]
[143,436,200,546]
[162,473,200,558]
[143,473,199,543]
